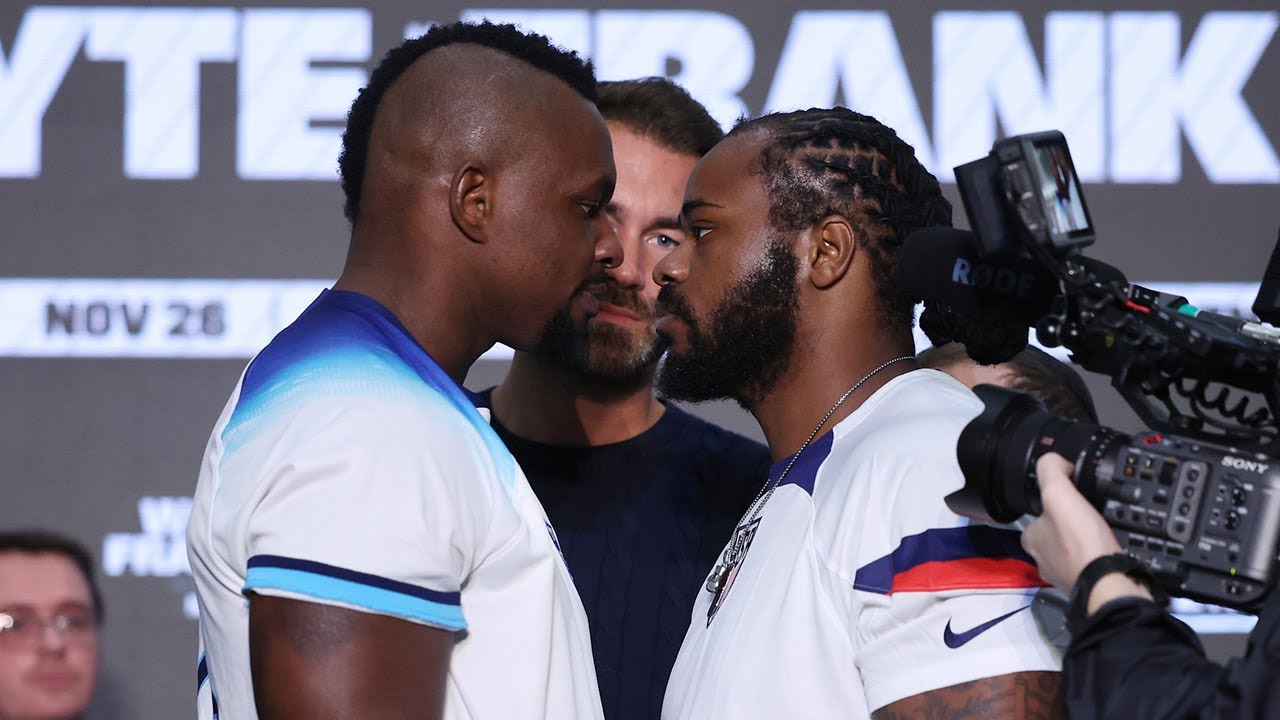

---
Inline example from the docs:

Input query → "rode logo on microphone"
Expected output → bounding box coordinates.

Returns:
[1222,456,1270,473]
[951,258,1038,299]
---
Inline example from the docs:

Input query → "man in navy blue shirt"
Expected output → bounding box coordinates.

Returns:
[486,79,769,720]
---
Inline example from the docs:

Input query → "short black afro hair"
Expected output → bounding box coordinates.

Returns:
[338,21,598,224]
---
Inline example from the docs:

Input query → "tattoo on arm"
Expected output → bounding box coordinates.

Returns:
[872,672,1063,720]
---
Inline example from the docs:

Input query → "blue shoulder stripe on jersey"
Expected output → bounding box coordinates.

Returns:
[196,653,209,691]
[771,430,833,496]
[243,555,466,631]
[222,290,516,491]
[853,525,1034,594]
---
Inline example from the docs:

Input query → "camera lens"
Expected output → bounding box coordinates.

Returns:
[950,384,1128,523]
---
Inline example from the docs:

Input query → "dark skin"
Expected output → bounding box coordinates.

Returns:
[251,45,620,719]
[654,132,1062,719]
[334,44,619,383]
[250,597,452,719]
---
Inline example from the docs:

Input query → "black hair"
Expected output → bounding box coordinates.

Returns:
[728,107,952,332]
[596,78,724,157]
[0,530,104,623]
[339,21,598,224]
[918,342,1099,423]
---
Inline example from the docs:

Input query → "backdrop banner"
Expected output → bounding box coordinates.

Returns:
[2,1,1276,717]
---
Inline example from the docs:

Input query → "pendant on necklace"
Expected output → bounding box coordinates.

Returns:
[706,517,761,626]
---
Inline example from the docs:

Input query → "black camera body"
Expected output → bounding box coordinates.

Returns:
[932,130,1280,612]
[955,384,1280,611]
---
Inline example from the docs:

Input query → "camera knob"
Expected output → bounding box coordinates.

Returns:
[1109,483,1142,504]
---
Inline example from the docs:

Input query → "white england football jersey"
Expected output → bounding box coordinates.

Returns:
[662,370,1068,719]
[187,289,602,720]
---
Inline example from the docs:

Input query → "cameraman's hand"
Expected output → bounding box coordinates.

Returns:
[1022,453,1153,614]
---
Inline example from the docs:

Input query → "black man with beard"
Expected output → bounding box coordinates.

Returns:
[655,108,1068,719]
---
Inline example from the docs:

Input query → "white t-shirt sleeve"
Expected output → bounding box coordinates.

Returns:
[847,381,1068,710]
[238,396,489,632]
[854,574,1068,711]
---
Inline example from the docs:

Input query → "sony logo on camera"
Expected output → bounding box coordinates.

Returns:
[1221,456,1271,474]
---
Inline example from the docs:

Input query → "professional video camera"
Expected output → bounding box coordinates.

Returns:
[901,130,1280,612]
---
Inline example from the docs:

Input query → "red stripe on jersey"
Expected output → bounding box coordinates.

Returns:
[888,556,1049,595]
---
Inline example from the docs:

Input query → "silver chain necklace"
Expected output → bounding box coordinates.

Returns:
[705,355,916,596]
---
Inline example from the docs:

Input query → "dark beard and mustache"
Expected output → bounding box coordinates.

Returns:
[655,236,801,408]
[534,280,664,389]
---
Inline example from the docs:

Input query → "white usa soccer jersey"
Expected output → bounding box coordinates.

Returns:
[662,370,1068,719]
[187,289,602,720]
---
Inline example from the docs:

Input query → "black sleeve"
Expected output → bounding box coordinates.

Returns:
[1061,592,1280,719]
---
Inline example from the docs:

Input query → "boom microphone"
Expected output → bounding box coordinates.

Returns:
[899,227,1059,325]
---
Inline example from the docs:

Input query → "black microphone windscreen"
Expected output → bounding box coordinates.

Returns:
[899,228,1058,325]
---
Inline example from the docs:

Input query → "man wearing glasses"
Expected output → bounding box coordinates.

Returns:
[0,531,102,720]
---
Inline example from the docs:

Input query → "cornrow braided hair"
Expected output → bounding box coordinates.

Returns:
[729,107,952,331]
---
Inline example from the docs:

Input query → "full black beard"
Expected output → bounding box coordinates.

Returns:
[656,236,801,408]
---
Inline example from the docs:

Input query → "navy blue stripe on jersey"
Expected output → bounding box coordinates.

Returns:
[853,525,1038,594]
[246,555,461,605]
[197,653,209,690]
[773,430,834,495]
[244,554,467,630]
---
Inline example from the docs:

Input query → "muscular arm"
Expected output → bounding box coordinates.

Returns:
[873,672,1063,720]
[249,595,454,720]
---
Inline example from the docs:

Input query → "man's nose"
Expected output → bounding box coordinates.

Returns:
[653,244,689,286]
[606,234,645,289]
[594,217,622,270]
[36,621,69,653]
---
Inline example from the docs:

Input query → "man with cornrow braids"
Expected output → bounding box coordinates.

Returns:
[654,108,1068,719]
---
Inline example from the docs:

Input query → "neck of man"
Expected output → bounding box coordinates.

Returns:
[334,226,495,385]
[491,351,667,446]
[747,330,918,463]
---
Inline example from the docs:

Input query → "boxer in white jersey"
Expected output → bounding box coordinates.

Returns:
[653,108,1067,718]
[187,22,620,720]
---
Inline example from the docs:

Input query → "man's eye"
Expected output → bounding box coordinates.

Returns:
[650,234,679,249]
[691,227,711,240]
[580,202,602,218]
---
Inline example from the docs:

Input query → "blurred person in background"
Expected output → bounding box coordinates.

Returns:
[0,531,102,720]
[486,78,769,720]
[917,341,1098,422]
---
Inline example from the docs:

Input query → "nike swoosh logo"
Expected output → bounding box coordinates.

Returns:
[943,604,1031,649]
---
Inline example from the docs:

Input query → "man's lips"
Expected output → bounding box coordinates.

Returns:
[26,667,81,691]
[594,301,644,324]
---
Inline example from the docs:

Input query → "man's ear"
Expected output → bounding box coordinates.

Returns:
[449,163,492,243]
[806,215,856,289]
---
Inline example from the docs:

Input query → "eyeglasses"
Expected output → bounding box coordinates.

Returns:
[0,608,97,650]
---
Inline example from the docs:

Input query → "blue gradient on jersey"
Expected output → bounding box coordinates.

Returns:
[220,290,515,490]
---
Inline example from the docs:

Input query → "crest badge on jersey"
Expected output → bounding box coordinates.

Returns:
[707,517,761,625]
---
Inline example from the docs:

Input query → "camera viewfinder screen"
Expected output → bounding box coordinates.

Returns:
[1032,140,1092,239]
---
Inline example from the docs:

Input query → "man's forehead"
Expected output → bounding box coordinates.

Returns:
[0,552,91,605]
[685,133,765,203]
